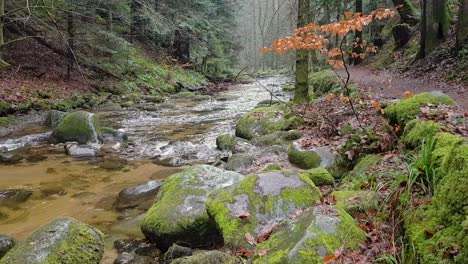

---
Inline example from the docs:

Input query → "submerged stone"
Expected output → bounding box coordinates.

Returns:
[0,189,33,206]
[0,217,104,264]
[115,181,163,211]
[141,165,244,251]
[206,170,321,249]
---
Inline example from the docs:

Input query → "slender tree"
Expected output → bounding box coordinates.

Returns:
[294,0,310,103]
[420,0,450,57]
[456,0,468,48]
[0,0,9,68]
[353,0,363,65]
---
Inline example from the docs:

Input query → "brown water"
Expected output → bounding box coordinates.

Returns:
[0,77,291,263]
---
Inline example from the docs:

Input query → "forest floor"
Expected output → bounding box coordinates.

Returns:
[339,66,468,110]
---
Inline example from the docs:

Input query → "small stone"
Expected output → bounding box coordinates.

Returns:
[163,244,192,262]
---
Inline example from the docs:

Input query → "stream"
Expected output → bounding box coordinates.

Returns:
[0,76,290,263]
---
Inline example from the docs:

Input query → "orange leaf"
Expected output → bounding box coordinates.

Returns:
[344,11,352,19]
[404,91,414,99]
[323,255,336,263]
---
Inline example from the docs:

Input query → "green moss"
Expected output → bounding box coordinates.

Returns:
[0,116,15,127]
[402,120,442,148]
[405,133,468,264]
[348,154,382,178]
[253,130,301,146]
[301,168,335,186]
[332,190,380,215]
[235,105,289,140]
[0,100,12,116]
[261,164,282,172]
[216,134,238,151]
[0,218,103,264]
[308,70,342,98]
[288,145,321,170]
[385,92,456,125]
[51,111,102,144]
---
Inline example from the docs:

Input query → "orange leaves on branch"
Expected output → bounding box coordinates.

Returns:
[263,8,395,68]
[403,91,414,99]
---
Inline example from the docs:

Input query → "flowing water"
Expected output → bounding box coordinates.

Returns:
[0,77,290,262]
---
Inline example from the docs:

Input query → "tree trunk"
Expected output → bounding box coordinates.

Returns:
[130,0,142,42]
[353,0,363,65]
[392,0,420,25]
[456,0,468,48]
[173,30,190,63]
[0,0,9,69]
[294,0,310,103]
[420,0,449,57]
[66,4,75,80]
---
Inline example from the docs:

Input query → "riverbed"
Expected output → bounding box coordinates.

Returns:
[0,77,290,263]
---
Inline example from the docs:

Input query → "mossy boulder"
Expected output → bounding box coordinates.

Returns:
[332,190,380,215]
[402,120,442,148]
[301,168,335,186]
[287,144,321,170]
[206,170,321,249]
[141,165,244,251]
[0,217,104,264]
[0,101,13,117]
[171,250,231,264]
[216,134,238,151]
[254,206,365,263]
[235,105,298,140]
[252,130,302,146]
[405,133,467,264]
[347,154,382,178]
[51,111,102,144]
[385,92,455,125]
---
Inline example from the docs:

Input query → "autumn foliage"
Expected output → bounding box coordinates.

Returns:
[261,8,396,69]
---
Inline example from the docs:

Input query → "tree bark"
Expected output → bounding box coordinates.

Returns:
[420,0,449,57]
[67,3,75,80]
[392,0,420,25]
[0,0,10,68]
[456,0,468,48]
[294,0,310,103]
[353,0,363,65]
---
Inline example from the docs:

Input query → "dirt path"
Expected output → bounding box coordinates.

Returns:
[338,66,467,110]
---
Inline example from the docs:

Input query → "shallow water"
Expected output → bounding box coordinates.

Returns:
[0,76,290,262]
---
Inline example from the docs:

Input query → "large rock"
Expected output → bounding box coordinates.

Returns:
[115,181,163,210]
[0,217,104,264]
[0,152,24,165]
[141,165,244,251]
[253,206,365,263]
[216,134,237,151]
[206,170,321,249]
[0,189,33,206]
[224,153,255,173]
[51,111,102,144]
[0,235,15,258]
[235,105,298,141]
[288,144,337,170]
[46,110,67,129]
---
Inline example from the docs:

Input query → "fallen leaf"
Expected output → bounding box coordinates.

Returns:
[238,212,250,219]
[245,233,257,246]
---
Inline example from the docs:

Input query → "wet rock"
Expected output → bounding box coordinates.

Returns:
[152,157,185,167]
[232,138,256,154]
[101,127,128,143]
[65,143,98,157]
[252,130,301,146]
[50,111,102,144]
[115,181,163,210]
[96,157,128,171]
[100,143,122,154]
[162,244,192,263]
[216,134,237,151]
[0,189,33,206]
[114,239,160,263]
[287,143,321,170]
[0,235,15,258]
[1,217,104,264]
[0,152,24,164]
[141,165,244,251]
[235,105,290,140]
[206,170,321,249]
[253,206,365,263]
[171,250,231,264]
[46,110,67,129]
[225,153,255,173]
